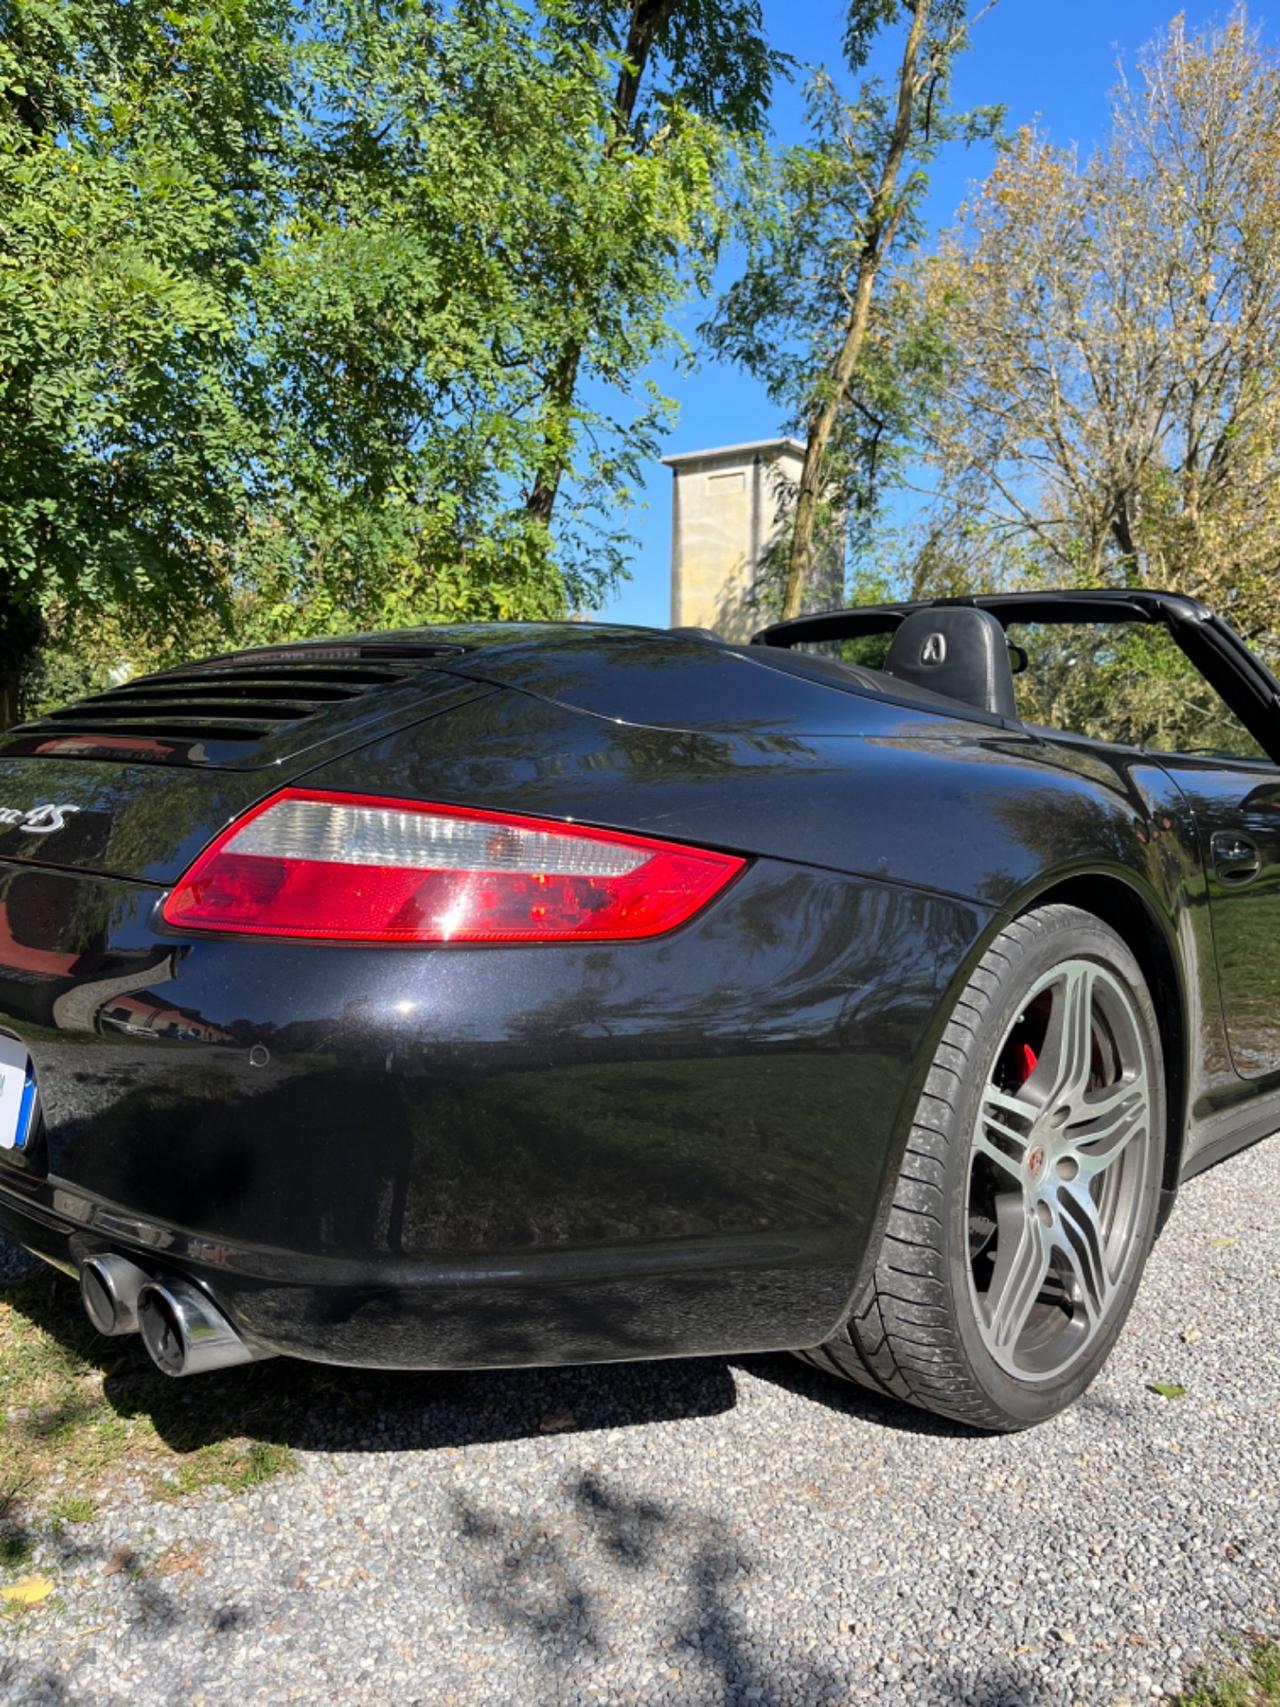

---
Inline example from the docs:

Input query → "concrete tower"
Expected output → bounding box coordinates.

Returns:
[662,438,806,642]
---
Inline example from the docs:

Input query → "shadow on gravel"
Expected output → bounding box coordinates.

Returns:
[733,1351,978,1439]
[0,1472,1044,1707]
[0,1242,969,1508]
[2,1245,1001,1706]
[0,1468,862,1707]
[447,1467,853,1705]
[0,1505,257,1705]
[3,1258,739,1461]
[0,1236,965,1474]
[444,1469,1078,1705]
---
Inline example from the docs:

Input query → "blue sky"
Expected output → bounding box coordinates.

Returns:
[593,0,1273,629]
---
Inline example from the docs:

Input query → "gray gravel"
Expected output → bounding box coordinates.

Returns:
[1,1136,1278,1707]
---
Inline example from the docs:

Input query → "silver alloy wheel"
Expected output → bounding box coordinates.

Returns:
[966,957,1154,1382]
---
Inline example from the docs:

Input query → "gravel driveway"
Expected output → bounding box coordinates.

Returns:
[1,1135,1277,1707]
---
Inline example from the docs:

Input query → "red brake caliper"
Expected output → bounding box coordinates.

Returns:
[1019,1042,1038,1083]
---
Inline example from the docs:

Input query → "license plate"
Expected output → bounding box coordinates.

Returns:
[0,1034,36,1151]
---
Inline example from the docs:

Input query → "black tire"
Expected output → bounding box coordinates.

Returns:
[800,903,1167,1431]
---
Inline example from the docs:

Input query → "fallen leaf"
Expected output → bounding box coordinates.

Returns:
[1209,1235,1237,1249]
[1,1576,54,1605]
[1180,1327,1203,1345]
[102,1546,134,1578]
[1148,1381,1186,1400]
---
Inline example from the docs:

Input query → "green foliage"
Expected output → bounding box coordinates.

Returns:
[557,1,789,137]
[1008,622,1266,758]
[0,0,296,701]
[47,1493,98,1527]
[835,566,897,667]
[703,2,1000,602]
[1,0,759,705]
[249,0,741,638]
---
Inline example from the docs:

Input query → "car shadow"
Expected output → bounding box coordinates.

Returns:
[733,1348,978,1439]
[1,1234,973,1464]
[1,1240,1006,1706]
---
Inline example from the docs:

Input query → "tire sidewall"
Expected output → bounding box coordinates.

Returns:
[944,909,1167,1428]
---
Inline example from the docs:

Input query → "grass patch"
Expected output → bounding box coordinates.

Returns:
[48,1493,98,1527]
[0,1270,298,1526]
[1173,1637,1280,1706]
[151,1439,296,1503]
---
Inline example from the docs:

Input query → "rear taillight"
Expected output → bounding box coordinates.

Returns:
[161,790,746,944]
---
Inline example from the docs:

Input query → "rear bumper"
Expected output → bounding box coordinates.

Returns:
[0,1179,856,1368]
[0,854,993,1369]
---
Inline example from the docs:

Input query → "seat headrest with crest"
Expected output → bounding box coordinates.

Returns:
[882,607,1018,719]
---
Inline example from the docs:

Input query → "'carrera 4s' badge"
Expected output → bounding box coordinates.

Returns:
[0,803,81,835]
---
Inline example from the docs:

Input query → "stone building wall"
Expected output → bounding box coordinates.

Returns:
[662,438,841,640]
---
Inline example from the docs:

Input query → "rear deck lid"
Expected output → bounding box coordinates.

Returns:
[0,646,490,883]
[1,641,475,771]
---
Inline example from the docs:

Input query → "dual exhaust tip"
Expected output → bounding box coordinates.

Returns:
[79,1252,267,1377]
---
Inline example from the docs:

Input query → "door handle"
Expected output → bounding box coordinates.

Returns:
[1210,830,1262,884]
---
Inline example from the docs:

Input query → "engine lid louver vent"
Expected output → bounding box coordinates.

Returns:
[2,644,468,769]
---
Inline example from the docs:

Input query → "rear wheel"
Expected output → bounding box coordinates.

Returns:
[801,904,1166,1430]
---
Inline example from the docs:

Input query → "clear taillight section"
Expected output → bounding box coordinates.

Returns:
[161,789,746,944]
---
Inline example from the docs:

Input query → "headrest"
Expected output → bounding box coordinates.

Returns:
[883,606,1018,719]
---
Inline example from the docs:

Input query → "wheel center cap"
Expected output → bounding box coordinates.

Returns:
[1026,1144,1048,1182]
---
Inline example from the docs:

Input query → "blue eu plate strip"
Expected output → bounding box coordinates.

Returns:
[14,1066,35,1150]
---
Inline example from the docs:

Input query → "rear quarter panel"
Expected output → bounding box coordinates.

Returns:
[310,689,1235,1185]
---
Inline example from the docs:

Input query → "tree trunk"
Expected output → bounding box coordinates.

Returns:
[781,0,933,621]
[524,0,676,529]
[0,667,22,732]
[0,601,44,731]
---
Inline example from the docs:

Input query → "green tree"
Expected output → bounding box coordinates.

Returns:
[913,6,1280,650]
[520,0,789,533]
[236,0,738,646]
[705,0,998,620]
[0,0,296,721]
[1,0,768,719]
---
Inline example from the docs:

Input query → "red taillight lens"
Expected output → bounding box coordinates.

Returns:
[161,790,746,944]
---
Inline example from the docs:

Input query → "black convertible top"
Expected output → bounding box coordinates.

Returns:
[755,587,1280,753]
[753,587,1215,648]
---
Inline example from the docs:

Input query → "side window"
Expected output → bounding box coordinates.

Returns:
[1007,622,1267,760]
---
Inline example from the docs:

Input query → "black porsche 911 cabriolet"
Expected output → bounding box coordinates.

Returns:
[0,587,1275,1431]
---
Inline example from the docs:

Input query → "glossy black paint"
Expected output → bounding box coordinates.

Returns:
[0,675,492,881]
[0,601,1277,1370]
[1152,759,1280,1081]
[0,856,989,1365]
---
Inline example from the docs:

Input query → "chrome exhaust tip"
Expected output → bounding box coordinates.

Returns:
[79,1253,149,1337]
[136,1275,265,1377]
